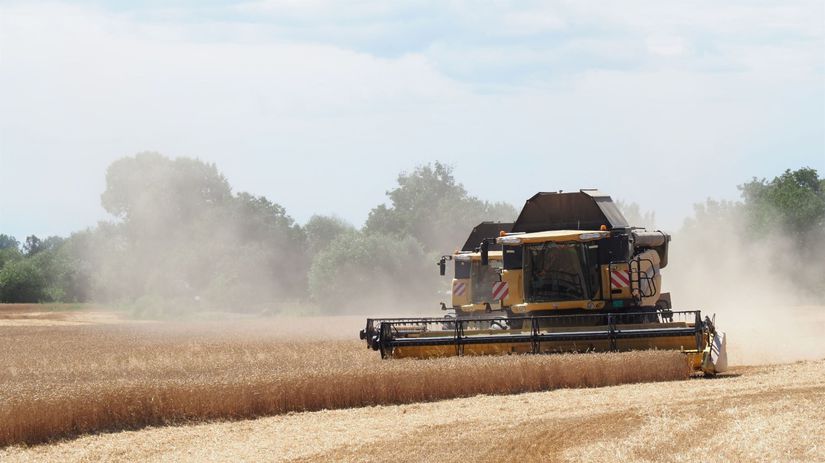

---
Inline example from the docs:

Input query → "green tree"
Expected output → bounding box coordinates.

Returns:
[0,235,22,270]
[614,200,656,229]
[101,152,232,237]
[50,231,94,302]
[219,192,308,299]
[681,167,825,299]
[0,233,89,303]
[23,235,42,256]
[307,231,435,312]
[739,167,825,236]
[93,152,308,308]
[230,193,304,245]
[682,198,741,233]
[304,215,355,257]
[365,162,517,252]
[0,259,46,302]
[0,234,19,250]
[741,167,825,296]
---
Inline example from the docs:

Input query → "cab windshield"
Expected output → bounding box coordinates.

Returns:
[524,242,595,302]
[471,259,502,304]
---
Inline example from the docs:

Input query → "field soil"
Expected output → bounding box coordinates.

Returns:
[0,303,125,326]
[1,305,824,462]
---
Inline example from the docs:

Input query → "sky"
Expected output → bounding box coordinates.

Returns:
[1,0,823,240]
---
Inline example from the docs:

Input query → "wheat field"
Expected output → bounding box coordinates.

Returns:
[0,310,691,447]
[3,360,823,462]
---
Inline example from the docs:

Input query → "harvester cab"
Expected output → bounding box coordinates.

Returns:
[360,190,727,376]
[437,222,513,319]
[483,190,671,321]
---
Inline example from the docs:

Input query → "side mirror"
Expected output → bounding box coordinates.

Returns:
[438,257,446,276]
[480,240,489,266]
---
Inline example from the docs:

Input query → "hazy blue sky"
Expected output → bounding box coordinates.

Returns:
[1,0,823,240]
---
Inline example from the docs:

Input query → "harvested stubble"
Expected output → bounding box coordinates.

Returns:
[0,320,691,447]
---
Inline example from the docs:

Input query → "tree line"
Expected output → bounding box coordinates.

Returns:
[0,153,515,314]
[1,153,823,312]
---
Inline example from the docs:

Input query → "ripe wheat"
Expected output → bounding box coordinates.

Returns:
[0,320,690,446]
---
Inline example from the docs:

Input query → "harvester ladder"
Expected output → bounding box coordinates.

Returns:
[629,257,657,299]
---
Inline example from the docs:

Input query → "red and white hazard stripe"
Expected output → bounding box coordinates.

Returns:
[611,269,630,288]
[491,281,509,300]
[453,281,467,296]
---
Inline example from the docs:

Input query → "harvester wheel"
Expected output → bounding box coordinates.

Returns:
[655,295,673,322]
[631,307,660,324]
[490,319,508,330]
[441,314,456,330]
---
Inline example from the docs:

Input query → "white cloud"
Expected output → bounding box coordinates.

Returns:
[499,9,567,36]
[645,36,688,57]
[0,1,822,240]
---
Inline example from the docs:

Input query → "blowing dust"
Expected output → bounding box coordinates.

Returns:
[665,215,825,366]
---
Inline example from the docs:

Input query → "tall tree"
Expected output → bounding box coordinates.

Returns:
[0,234,22,272]
[0,259,46,302]
[614,200,656,229]
[304,215,355,258]
[0,234,19,250]
[365,162,517,252]
[94,152,307,307]
[101,152,232,237]
[680,167,825,299]
[307,231,435,312]
[739,167,825,236]
[23,235,42,256]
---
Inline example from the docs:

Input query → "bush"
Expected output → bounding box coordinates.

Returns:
[308,231,437,312]
[0,259,46,302]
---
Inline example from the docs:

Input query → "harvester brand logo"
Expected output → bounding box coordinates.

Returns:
[611,269,630,288]
[453,281,467,296]
[491,281,509,300]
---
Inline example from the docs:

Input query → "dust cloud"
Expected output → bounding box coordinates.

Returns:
[76,155,824,367]
[664,213,825,366]
[72,154,309,319]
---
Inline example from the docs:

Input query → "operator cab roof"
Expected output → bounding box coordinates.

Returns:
[462,222,514,252]
[455,250,503,261]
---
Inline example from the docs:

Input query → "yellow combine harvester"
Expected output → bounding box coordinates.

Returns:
[437,222,513,321]
[360,190,727,375]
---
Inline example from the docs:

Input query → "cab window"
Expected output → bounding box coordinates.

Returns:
[470,259,502,303]
[524,243,590,302]
[454,259,471,279]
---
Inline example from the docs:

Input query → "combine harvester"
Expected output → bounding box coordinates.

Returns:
[436,222,513,322]
[360,190,727,375]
